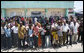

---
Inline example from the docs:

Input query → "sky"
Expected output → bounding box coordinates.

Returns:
[74,1,83,12]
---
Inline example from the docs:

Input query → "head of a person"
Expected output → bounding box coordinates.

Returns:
[20,21,23,27]
[15,21,18,27]
[81,18,83,21]
[34,24,37,27]
[68,21,70,25]
[38,23,41,27]
[54,20,56,24]
[58,20,61,25]
[6,24,10,29]
[52,27,55,31]
[58,22,60,26]
[8,24,10,28]
[6,24,8,29]
[29,25,32,29]
[74,21,76,25]
[70,15,73,19]
[64,20,66,25]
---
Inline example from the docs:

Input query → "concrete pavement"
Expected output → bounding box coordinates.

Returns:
[1,43,83,52]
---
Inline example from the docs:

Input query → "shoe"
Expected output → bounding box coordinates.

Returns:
[66,42,68,44]
[59,45,61,47]
[33,46,35,48]
[77,40,79,42]
[75,42,77,44]
[72,42,75,44]
[63,44,67,46]
[69,43,72,45]
[59,44,61,47]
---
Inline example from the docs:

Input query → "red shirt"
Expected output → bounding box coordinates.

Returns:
[33,26,39,35]
[21,17,24,21]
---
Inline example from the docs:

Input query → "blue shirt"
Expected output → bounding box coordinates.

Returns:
[4,28,11,37]
[28,29,33,36]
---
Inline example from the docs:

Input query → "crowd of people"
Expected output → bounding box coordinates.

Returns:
[1,15,83,49]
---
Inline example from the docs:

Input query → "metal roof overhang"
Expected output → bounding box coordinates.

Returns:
[1,1,74,8]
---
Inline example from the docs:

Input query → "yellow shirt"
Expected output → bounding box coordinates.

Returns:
[18,24,26,39]
[52,31,58,40]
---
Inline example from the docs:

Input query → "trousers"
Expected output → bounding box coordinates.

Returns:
[63,32,67,45]
[72,33,77,43]
[58,36,63,45]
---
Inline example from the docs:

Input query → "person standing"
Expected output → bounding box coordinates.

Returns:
[17,21,26,49]
[35,17,38,24]
[11,21,18,47]
[27,25,34,48]
[57,20,63,47]
[33,24,39,48]
[40,26,46,48]
[37,23,42,48]
[49,17,52,24]
[77,19,83,42]
[51,17,54,25]
[21,17,25,25]
[77,20,82,42]
[1,23,6,49]
[4,24,12,49]
[68,21,73,45]
[29,18,32,25]
[80,20,83,45]
[62,20,69,45]
[51,28,59,48]
[45,23,51,48]
[51,21,58,47]
[72,21,79,44]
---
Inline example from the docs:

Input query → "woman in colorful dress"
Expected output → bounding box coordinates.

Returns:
[51,28,58,48]
[37,22,42,48]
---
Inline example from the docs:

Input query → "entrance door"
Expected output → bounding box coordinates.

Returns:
[31,11,42,18]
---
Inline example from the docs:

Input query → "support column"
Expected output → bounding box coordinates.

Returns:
[73,11,75,16]
[65,8,68,17]
[24,8,27,18]
[1,8,6,18]
[45,8,48,17]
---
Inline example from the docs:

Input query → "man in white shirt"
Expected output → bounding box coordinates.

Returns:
[57,21,63,47]
[70,21,74,29]
[51,21,58,30]
[72,21,79,44]
[62,21,70,45]
[1,24,6,48]
[11,24,18,47]
[35,17,37,24]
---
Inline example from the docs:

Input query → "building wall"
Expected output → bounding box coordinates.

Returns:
[6,8,25,17]
[5,8,66,17]
[1,1,74,18]
[46,8,65,17]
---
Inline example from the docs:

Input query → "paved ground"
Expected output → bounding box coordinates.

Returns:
[1,43,83,52]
